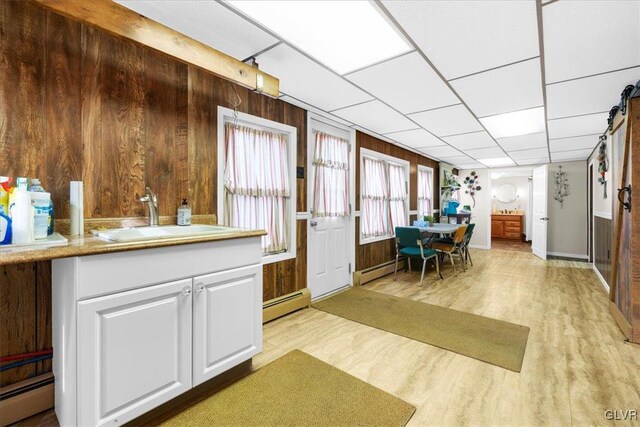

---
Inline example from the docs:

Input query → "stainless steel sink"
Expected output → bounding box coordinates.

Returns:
[91,225,237,243]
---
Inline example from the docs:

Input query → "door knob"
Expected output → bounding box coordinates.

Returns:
[182,286,192,296]
[195,283,205,293]
[310,220,318,227]
[540,217,549,221]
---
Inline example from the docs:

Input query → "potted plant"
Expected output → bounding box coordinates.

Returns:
[423,215,434,226]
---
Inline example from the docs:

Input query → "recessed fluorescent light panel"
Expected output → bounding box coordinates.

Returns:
[225,1,412,74]
[478,157,516,167]
[480,107,546,139]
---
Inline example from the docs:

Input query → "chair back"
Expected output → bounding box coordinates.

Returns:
[453,225,468,244]
[395,227,421,248]
[465,223,475,238]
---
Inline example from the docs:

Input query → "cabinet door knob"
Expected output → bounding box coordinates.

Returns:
[195,283,205,293]
[182,286,192,296]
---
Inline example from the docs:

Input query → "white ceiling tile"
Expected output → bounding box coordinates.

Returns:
[549,135,599,153]
[543,1,640,83]
[279,95,354,127]
[257,44,373,111]
[496,132,548,151]
[382,0,539,80]
[409,105,483,137]
[547,112,608,139]
[346,52,459,114]
[443,131,497,151]
[438,155,475,164]
[332,100,418,135]
[385,128,444,149]
[417,145,464,158]
[451,59,543,117]
[116,0,277,60]
[546,67,640,119]
[517,158,549,165]
[551,149,593,162]
[508,147,549,160]
[455,162,487,169]
[465,146,506,159]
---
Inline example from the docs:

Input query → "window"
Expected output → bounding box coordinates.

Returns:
[360,148,409,244]
[312,131,349,217]
[217,107,297,264]
[417,165,434,219]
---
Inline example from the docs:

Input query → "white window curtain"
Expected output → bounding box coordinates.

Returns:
[388,163,408,229]
[417,169,433,218]
[312,131,349,217]
[224,122,290,254]
[361,157,390,238]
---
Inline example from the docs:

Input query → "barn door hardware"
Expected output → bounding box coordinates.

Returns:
[617,185,632,212]
[607,106,620,130]
[620,85,635,115]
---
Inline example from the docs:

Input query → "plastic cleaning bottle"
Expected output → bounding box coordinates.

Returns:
[177,199,191,226]
[0,210,11,245]
[29,179,54,235]
[11,190,34,244]
[30,192,51,239]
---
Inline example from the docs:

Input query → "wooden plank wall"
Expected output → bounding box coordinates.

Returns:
[355,131,440,270]
[594,215,612,287]
[0,1,307,385]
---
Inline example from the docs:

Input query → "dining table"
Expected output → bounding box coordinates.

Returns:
[412,223,462,247]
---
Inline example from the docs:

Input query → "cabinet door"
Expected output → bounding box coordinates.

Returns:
[491,221,504,237]
[193,264,262,386]
[77,278,193,427]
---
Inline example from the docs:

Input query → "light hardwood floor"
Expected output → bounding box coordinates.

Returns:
[17,248,640,426]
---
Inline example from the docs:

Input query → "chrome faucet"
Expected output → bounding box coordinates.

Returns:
[138,186,159,226]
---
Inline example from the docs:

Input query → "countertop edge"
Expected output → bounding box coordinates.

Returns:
[0,229,267,266]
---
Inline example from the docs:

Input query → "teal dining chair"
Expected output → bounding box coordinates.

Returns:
[394,227,440,286]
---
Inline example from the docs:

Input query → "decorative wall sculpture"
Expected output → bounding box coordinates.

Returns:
[463,171,482,208]
[553,165,571,209]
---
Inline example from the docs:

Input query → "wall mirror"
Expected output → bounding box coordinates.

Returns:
[495,183,518,203]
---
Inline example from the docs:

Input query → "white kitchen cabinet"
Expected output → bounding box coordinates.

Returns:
[53,236,262,427]
[193,265,262,386]
[77,278,193,427]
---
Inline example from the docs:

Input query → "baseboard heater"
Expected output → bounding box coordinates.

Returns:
[0,373,54,426]
[263,288,311,323]
[353,259,405,286]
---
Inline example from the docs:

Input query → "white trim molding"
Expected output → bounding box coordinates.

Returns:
[593,211,612,220]
[592,264,610,294]
[547,251,589,260]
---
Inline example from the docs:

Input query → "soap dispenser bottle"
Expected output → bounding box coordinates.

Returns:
[177,199,191,226]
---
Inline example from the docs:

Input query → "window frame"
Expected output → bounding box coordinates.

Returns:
[217,106,298,265]
[417,164,435,218]
[359,148,410,245]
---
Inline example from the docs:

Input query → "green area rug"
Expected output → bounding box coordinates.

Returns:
[161,350,415,427]
[313,288,529,372]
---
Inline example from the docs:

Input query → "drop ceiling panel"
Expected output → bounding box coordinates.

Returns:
[450,59,543,117]
[382,0,539,80]
[549,135,599,153]
[385,128,444,148]
[550,149,593,162]
[543,1,640,83]
[346,52,459,114]
[332,100,418,135]
[547,112,608,139]
[438,155,475,165]
[517,158,549,165]
[508,147,549,160]
[455,162,487,169]
[443,131,497,150]
[465,146,506,159]
[546,67,640,119]
[417,145,464,159]
[257,44,373,111]
[279,95,354,127]
[409,105,483,137]
[496,132,548,151]
[115,0,277,60]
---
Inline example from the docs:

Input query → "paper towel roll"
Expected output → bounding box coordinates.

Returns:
[70,181,84,236]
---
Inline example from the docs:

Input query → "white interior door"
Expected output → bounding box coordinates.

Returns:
[531,165,549,260]
[307,118,352,299]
